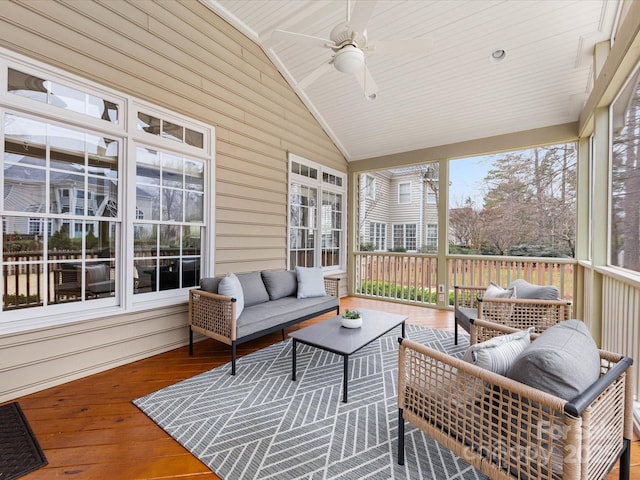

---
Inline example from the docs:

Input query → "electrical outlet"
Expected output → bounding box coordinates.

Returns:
[438,284,445,293]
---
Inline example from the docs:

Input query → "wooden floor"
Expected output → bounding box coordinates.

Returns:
[9,297,640,480]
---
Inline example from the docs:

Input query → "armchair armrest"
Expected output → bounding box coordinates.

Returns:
[324,276,340,297]
[189,288,237,343]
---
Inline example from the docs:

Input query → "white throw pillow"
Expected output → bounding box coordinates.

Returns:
[218,272,244,319]
[295,266,327,298]
[463,327,533,375]
[484,281,516,299]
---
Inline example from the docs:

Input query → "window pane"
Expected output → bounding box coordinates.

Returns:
[611,74,640,271]
[185,191,203,222]
[449,145,576,256]
[162,120,183,142]
[8,69,119,123]
[138,113,160,135]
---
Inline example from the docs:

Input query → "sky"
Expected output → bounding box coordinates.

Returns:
[448,155,494,208]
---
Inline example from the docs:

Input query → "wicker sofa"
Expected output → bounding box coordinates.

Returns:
[397,318,634,480]
[454,279,572,344]
[189,269,340,374]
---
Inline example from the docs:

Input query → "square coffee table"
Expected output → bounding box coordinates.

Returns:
[289,309,407,402]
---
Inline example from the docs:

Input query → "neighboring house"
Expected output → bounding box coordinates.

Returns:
[360,166,438,252]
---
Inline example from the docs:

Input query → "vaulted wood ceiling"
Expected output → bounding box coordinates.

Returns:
[203,0,619,161]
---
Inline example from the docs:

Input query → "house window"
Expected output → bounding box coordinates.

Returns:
[1,53,213,320]
[393,224,416,251]
[426,186,437,204]
[133,147,204,293]
[611,67,640,272]
[369,222,386,251]
[426,223,438,251]
[364,174,376,200]
[289,154,346,271]
[398,182,411,204]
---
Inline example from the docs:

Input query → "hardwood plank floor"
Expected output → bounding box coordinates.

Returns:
[8,297,639,479]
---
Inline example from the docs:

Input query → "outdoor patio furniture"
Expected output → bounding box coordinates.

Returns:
[397,318,634,480]
[189,269,340,374]
[454,280,572,344]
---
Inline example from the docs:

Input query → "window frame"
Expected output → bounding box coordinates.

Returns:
[398,181,411,204]
[288,153,346,273]
[0,49,215,326]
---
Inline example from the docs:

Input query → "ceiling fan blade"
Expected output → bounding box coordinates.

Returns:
[368,38,434,55]
[270,29,332,49]
[355,63,378,100]
[298,62,334,89]
[349,0,378,34]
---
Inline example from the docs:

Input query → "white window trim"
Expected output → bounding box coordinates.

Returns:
[0,47,215,328]
[288,153,346,272]
[398,181,411,204]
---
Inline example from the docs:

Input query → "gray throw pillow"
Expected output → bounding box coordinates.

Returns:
[236,271,270,307]
[218,272,244,319]
[261,270,297,300]
[506,320,600,400]
[200,276,222,293]
[463,327,533,376]
[507,279,559,300]
[295,266,327,298]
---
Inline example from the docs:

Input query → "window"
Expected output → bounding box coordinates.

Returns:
[611,67,640,272]
[133,147,204,293]
[369,222,387,251]
[426,223,438,251]
[393,224,416,251]
[398,182,411,204]
[426,186,437,204]
[289,154,346,271]
[1,54,213,320]
[364,174,376,200]
[448,144,576,256]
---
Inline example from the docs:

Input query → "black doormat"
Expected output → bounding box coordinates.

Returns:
[0,402,48,480]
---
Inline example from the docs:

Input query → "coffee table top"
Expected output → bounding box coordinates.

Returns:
[289,309,407,355]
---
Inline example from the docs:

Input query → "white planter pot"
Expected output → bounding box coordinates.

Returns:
[341,316,362,328]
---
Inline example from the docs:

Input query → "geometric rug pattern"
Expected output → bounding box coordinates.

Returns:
[134,324,489,480]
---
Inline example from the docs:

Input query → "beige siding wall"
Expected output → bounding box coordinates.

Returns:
[0,0,346,401]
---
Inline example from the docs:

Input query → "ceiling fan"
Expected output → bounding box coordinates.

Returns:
[270,0,433,101]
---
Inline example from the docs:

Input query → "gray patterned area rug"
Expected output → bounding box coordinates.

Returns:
[133,324,488,480]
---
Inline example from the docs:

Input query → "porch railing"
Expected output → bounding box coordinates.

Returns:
[354,252,576,306]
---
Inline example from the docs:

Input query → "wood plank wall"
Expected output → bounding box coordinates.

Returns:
[0,0,347,402]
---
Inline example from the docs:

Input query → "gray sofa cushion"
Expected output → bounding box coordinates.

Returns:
[236,271,270,307]
[261,270,297,300]
[506,320,600,400]
[236,295,339,339]
[507,279,559,300]
[200,276,222,293]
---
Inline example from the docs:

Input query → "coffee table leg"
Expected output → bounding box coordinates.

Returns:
[292,338,297,381]
[402,320,406,338]
[343,355,348,403]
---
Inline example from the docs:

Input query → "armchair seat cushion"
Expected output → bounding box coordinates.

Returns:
[454,306,476,333]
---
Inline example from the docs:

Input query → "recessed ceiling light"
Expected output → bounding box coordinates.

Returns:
[490,49,507,63]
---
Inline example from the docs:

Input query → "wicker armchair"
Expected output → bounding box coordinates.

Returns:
[397,319,634,480]
[454,284,572,344]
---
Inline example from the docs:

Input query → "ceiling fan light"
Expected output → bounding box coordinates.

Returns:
[333,45,364,74]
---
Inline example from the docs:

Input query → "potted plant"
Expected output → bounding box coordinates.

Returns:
[341,309,362,328]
